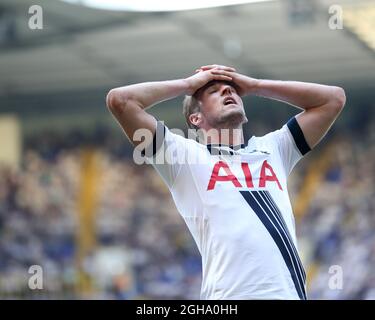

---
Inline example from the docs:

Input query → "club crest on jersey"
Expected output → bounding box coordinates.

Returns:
[207,160,282,191]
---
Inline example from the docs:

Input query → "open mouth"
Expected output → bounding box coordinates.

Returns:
[223,97,236,106]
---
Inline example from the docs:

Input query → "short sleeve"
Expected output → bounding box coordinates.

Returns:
[264,117,311,176]
[142,121,188,189]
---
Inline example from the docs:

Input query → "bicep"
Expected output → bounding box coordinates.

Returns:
[107,91,157,146]
[295,104,342,149]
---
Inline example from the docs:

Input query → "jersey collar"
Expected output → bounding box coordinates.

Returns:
[206,143,245,155]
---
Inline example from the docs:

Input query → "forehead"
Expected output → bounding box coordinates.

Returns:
[193,80,237,98]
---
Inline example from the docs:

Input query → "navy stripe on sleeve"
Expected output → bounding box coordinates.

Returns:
[141,121,166,157]
[287,117,311,156]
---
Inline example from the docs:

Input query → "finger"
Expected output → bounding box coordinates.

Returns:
[201,65,236,72]
[210,69,234,77]
[203,64,225,68]
[195,68,208,73]
[212,74,233,82]
[200,64,218,70]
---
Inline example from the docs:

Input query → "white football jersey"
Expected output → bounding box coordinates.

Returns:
[144,117,310,300]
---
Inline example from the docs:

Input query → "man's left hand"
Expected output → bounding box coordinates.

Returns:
[196,64,259,96]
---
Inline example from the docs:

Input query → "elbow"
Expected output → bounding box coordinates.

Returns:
[106,88,122,112]
[106,88,132,115]
[331,86,346,113]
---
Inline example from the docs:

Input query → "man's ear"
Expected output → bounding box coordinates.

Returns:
[189,112,203,128]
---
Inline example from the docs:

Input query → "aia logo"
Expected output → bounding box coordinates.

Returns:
[207,160,282,191]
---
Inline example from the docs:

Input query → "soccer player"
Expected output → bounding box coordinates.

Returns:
[106,65,346,300]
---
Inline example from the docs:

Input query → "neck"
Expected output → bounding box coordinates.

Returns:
[198,125,244,146]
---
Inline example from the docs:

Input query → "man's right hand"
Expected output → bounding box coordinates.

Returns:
[185,66,236,96]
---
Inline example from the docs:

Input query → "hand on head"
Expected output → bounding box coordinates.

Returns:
[185,64,236,96]
[189,64,258,97]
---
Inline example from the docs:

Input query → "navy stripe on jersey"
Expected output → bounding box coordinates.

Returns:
[240,190,307,300]
[260,191,306,280]
[287,117,311,156]
[256,191,307,286]
[250,191,307,300]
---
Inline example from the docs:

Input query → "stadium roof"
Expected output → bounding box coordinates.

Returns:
[0,0,374,97]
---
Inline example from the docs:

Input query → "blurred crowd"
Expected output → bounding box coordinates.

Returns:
[0,122,374,299]
[300,123,375,299]
[0,128,201,299]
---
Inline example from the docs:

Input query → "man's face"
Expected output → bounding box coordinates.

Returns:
[194,81,248,129]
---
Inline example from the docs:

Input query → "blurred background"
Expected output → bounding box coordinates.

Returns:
[0,0,374,299]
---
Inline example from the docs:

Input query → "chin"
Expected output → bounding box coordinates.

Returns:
[217,110,248,128]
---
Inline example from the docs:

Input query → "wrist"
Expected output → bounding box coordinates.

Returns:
[182,78,194,95]
[245,77,261,95]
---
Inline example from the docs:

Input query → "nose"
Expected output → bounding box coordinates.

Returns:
[221,85,233,96]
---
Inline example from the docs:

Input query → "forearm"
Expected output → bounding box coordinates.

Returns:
[108,79,189,110]
[249,79,345,111]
